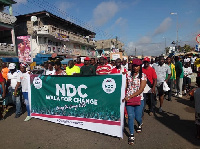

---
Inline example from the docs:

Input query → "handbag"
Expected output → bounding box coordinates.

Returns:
[126,96,141,106]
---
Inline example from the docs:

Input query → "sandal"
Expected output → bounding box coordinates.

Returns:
[128,135,135,145]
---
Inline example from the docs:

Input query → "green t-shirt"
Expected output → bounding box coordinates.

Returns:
[80,65,95,76]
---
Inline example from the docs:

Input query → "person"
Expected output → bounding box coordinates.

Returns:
[165,57,176,101]
[0,70,6,120]
[142,57,157,116]
[123,58,147,145]
[1,62,9,81]
[54,61,66,75]
[183,62,193,94]
[45,62,55,75]
[111,58,127,74]
[96,57,111,75]
[121,58,128,71]
[7,63,22,118]
[42,61,49,75]
[14,63,31,121]
[90,58,98,70]
[75,56,84,68]
[194,77,200,139]
[191,54,197,72]
[153,56,171,112]
[80,57,95,76]
[175,56,184,97]
[66,60,80,75]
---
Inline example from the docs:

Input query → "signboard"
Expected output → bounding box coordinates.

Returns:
[30,75,126,138]
[110,52,122,60]
[196,34,200,43]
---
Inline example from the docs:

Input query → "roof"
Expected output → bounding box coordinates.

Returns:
[0,0,16,6]
[16,10,96,36]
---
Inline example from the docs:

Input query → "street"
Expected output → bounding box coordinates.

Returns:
[0,88,200,149]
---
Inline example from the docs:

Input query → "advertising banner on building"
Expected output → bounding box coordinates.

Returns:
[30,74,126,138]
[17,36,32,63]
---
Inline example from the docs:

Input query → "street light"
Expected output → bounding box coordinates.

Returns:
[170,12,178,51]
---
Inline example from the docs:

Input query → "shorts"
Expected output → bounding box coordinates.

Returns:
[195,112,200,125]
[183,77,191,86]
[157,83,164,96]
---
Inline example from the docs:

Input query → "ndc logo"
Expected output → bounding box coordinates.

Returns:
[102,78,116,94]
[33,77,42,89]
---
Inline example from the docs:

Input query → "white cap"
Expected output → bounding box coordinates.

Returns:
[8,63,16,70]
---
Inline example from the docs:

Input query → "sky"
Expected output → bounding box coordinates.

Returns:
[7,0,200,56]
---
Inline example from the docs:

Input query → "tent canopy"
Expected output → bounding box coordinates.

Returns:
[1,57,19,62]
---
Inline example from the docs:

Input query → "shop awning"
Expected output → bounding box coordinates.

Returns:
[1,57,19,62]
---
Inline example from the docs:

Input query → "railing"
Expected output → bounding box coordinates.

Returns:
[0,43,15,55]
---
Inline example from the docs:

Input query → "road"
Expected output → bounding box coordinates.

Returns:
[0,87,200,149]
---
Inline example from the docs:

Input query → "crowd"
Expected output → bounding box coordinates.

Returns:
[0,54,200,145]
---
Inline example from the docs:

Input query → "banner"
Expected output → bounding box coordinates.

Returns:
[30,74,126,138]
[17,36,31,63]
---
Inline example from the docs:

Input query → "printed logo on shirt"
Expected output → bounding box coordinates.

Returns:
[33,77,42,89]
[102,78,116,94]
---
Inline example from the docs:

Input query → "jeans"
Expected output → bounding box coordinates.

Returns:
[143,93,155,112]
[126,100,144,135]
[166,79,173,100]
[11,89,22,115]
[176,78,183,95]
[22,92,30,116]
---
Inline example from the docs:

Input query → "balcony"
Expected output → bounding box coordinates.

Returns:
[0,12,17,25]
[0,43,16,55]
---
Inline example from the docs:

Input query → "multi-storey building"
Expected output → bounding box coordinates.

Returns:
[0,0,17,58]
[15,10,96,64]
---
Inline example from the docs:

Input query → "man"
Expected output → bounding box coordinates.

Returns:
[142,57,157,115]
[54,61,66,75]
[14,63,31,121]
[75,56,84,68]
[153,56,171,112]
[7,63,22,118]
[111,58,127,74]
[1,62,9,81]
[121,58,128,71]
[165,57,176,101]
[183,62,193,94]
[175,56,184,97]
[191,54,197,72]
[80,57,95,76]
[66,60,80,75]
[96,57,111,75]
[90,58,98,70]
[45,62,55,75]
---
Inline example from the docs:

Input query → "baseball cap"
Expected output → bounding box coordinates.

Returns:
[84,57,90,61]
[8,63,16,70]
[20,63,28,68]
[132,59,142,65]
[143,57,150,62]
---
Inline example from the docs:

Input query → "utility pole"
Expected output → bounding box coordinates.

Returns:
[115,36,118,49]
[135,47,136,57]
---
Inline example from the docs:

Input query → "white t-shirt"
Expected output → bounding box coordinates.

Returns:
[17,72,30,92]
[7,70,21,89]
[45,69,55,75]
[191,57,197,64]
[183,67,193,78]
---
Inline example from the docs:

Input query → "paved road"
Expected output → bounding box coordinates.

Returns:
[0,88,200,149]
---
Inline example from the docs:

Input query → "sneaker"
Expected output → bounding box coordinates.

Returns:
[178,94,182,98]
[136,123,143,133]
[159,107,163,112]
[128,135,135,145]
[174,93,178,96]
[24,116,32,121]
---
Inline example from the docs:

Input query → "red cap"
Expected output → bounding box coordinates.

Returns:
[84,57,90,61]
[143,57,150,62]
[132,59,142,65]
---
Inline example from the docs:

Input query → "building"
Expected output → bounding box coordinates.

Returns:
[15,10,96,64]
[95,38,124,57]
[0,0,17,59]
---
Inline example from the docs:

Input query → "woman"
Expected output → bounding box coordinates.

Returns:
[123,59,147,145]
